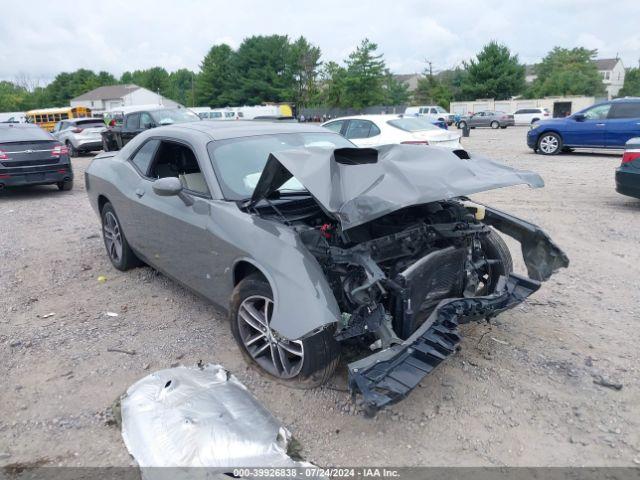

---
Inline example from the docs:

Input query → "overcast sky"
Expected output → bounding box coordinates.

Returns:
[1,0,639,84]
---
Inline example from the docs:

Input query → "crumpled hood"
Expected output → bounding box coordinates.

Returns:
[250,144,544,231]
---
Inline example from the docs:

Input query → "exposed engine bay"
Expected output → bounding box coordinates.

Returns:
[251,196,507,346]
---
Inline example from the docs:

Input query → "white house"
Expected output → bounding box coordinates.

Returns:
[595,58,625,99]
[70,84,180,114]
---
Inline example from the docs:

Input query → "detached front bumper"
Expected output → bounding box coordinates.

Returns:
[349,273,541,416]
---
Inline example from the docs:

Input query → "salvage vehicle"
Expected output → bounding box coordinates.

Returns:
[322,115,461,149]
[0,123,73,190]
[86,122,568,414]
[101,107,200,151]
[615,137,640,199]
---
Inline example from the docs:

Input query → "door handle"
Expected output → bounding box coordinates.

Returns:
[135,188,144,198]
[596,123,605,127]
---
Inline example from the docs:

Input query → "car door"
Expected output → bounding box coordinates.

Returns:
[323,120,346,135]
[605,102,640,147]
[468,112,483,127]
[563,103,610,147]
[343,119,381,147]
[128,138,218,298]
[120,113,141,146]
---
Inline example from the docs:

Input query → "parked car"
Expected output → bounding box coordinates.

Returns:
[101,107,200,151]
[52,117,105,157]
[527,98,640,155]
[85,121,567,414]
[404,105,455,125]
[615,137,640,199]
[322,115,461,149]
[457,111,515,129]
[513,107,550,125]
[0,123,73,190]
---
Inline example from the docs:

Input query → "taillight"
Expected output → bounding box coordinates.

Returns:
[72,128,83,133]
[0,149,8,160]
[622,150,640,164]
[52,145,69,157]
[544,112,549,116]
[401,140,429,145]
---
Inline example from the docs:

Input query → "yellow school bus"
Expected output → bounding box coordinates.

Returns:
[25,107,92,132]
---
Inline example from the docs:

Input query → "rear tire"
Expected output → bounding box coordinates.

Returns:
[57,179,73,191]
[230,275,340,388]
[100,202,141,271]
[66,141,77,158]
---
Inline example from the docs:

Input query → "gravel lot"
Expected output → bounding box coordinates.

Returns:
[1,126,639,468]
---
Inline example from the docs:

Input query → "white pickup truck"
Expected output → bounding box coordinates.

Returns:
[404,105,454,125]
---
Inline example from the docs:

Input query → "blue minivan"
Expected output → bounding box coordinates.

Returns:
[527,98,640,155]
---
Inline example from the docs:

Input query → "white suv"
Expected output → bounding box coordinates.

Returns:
[513,107,550,125]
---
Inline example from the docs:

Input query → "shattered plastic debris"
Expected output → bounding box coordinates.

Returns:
[40,312,55,319]
[121,364,316,469]
[97,275,107,283]
[105,312,119,317]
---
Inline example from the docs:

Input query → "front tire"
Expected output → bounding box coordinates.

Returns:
[458,121,467,130]
[490,121,499,129]
[537,132,562,155]
[477,230,514,295]
[230,275,340,388]
[101,202,141,271]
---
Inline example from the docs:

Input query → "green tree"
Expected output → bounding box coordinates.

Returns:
[413,75,453,109]
[342,39,386,108]
[120,67,170,96]
[528,47,605,97]
[167,68,196,106]
[383,70,410,105]
[195,44,238,107]
[0,81,31,111]
[287,36,322,108]
[234,35,292,104]
[617,67,640,97]
[460,42,525,100]
[316,61,348,107]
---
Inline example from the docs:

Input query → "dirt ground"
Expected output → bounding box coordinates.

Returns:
[1,126,639,468]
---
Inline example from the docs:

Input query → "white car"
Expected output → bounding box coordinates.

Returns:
[513,107,550,125]
[404,105,454,125]
[322,114,462,149]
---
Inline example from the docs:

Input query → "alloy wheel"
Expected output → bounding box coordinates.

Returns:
[539,135,559,154]
[237,295,304,379]
[103,211,123,263]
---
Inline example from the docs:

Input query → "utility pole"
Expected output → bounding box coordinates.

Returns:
[425,59,433,77]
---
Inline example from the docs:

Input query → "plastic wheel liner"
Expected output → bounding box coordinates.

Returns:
[348,273,541,417]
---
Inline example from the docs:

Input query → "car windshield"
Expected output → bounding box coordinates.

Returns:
[435,106,447,113]
[208,132,354,201]
[150,109,200,125]
[387,117,441,132]
[75,120,104,128]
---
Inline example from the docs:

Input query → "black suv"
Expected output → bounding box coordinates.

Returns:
[0,124,73,191]
[101,108,200,151]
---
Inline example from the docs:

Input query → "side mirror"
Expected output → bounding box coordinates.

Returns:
[143,122,156,129]
[152,177,193,206]
[573,113,585,122]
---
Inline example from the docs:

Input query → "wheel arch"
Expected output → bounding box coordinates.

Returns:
[98,194,110,213]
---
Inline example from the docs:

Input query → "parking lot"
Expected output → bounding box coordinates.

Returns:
[1,126,639,468]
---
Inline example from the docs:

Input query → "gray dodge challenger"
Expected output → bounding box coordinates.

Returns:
[86,121,569,414]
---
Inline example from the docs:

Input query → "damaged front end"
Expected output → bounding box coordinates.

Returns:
[245,144,569,414]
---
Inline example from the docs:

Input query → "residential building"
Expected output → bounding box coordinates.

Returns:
[595,58,625,99]
[70,84,181,114]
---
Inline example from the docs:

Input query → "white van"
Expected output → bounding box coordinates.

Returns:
[404,105,454,125]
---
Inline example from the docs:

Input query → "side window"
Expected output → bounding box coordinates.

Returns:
[130,139,160,176]
[140,112,155,128]
[514,110,524,114]
[583,104,611,120]
[125,113,140,130]
[430,108,437,114]
[148,141,210,196]
[323,120,344,134]
[608,103,640,119]
[368,123,381,137]
[345,120,374,139]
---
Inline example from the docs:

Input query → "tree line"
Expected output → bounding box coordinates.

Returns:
[1,35,638,113]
